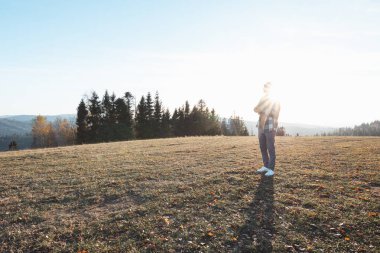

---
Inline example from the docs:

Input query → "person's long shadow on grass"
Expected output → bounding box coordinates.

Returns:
[234,175,274,253]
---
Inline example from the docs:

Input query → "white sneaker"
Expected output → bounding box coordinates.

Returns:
[257,166,269,173]
[265,169,274,177]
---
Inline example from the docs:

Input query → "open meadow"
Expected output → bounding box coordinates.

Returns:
[0,136,379,252]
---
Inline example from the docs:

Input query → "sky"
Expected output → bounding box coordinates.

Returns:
[0,0,379,127]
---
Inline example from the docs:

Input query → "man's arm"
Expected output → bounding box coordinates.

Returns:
[272,102,281,129]
[254,96,270,114]
[258,113,268,130]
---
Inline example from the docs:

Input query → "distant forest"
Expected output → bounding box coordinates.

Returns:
[3,91,248,150]
[75,90,249,144]
[324,121,380,136]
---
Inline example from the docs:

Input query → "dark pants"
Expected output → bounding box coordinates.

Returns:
[259,130,276,170]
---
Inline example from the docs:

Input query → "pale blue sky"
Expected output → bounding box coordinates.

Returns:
[1,0,379,127]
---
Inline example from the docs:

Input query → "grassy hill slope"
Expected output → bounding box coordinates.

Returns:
[0,137,379,252]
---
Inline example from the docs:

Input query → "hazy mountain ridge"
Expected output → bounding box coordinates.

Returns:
[0,114,76,123]
[0,119,33,136]
[0,114,76,137]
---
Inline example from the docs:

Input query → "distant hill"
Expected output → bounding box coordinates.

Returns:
[0,114,76,137]
[244,121,336,136]
[0,119,33,136]
[0,114,76,123]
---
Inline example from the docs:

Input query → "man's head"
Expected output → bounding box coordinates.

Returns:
[263,82,272,94]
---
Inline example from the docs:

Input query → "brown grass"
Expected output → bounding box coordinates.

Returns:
[0,136,379,252]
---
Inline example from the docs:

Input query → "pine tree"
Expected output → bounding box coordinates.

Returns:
[174,107,185,136]
[221,118,229,135]
[190,102,206,135]
[228,115,249,136]
[114,98,126,140]
[102,90,112,120]
[124,92,135,138]
[161,109,172,137]
[101,90,113,141]
[136,96,148,139]
[207,108,221,135]
[145,92,154,138]
[125,92,135,120]
[100,91,118,141]
[110,93,117,125]
[184,101,191,135]
[153,92,162,137]
[114,98,133,140]
[87,92,102,142]
[76,99,89,144]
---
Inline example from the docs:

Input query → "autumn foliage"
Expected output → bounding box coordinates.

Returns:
[32,116,75,148]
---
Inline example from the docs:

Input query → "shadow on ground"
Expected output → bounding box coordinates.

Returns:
[234,175,275,253]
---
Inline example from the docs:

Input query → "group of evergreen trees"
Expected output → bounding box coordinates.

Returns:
[135,92,170,139]
[221,116,249,136]
[170,100,222,137]
[76,90,249,144]
[76,91,134,143]
[328,121,380,136]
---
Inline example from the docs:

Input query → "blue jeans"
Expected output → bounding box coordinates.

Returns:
[259,130,276,170]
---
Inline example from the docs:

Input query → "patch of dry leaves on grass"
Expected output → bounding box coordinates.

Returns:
[0,136,379,252]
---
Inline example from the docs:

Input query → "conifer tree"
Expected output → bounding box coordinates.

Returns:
[221,118,229,135]
[87,92,102,142]
[115,98,134,140]
[110,92,117,125]
[120,91,135,139]
[145,92,154,138]
[228,116,249,136]
[207,108,221,135]
[173,107,185,136]
[125,92,135,120]
[76,99,89,144]
[190,103,203,135]
[161,109,172,137]
[146,92,154,119]
[153,92,162,137]
[136,96,148,139]
[102,90,112,120]
[101,90,113,141]
[171,108,178,135]
[184,101,191,135]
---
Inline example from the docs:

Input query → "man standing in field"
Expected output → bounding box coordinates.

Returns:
[254,83,281,177]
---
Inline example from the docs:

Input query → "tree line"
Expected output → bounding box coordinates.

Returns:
[75,90,249,144]
[325,120,380,136]
[19,90,248,150]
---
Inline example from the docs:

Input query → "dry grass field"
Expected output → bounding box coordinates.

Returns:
[0,136,379,252]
